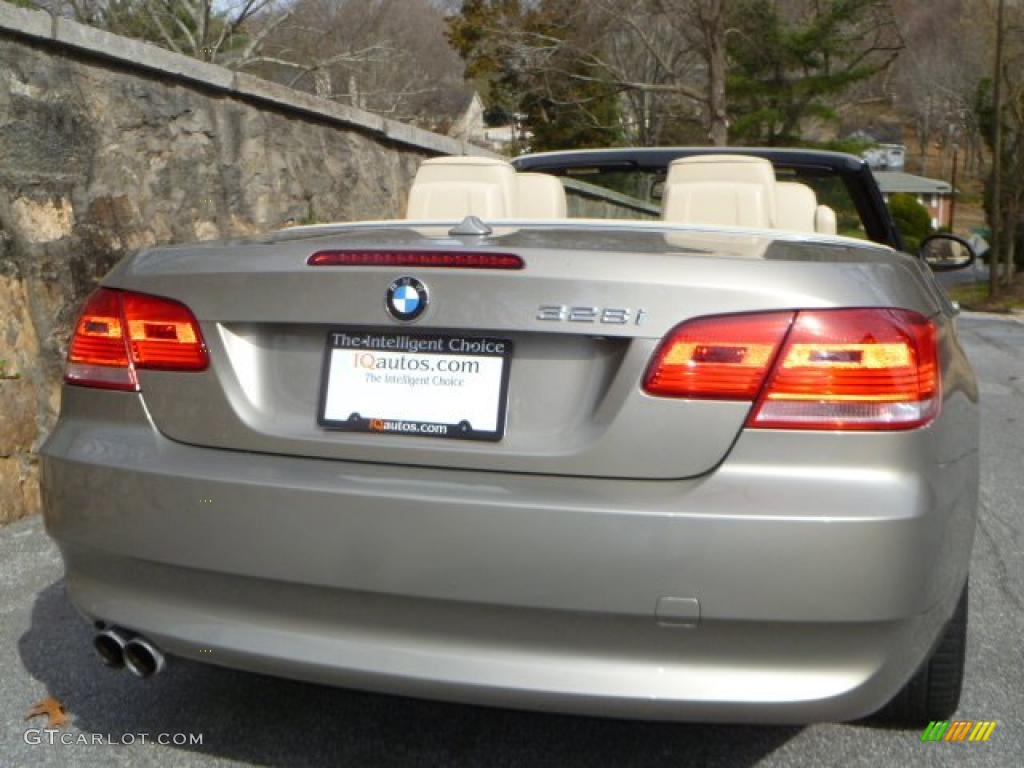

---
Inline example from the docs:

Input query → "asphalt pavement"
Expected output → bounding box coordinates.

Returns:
[936,260,990,288]
[1,312,1021,768]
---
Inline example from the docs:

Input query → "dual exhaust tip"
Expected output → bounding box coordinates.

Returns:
[94,628,166,678]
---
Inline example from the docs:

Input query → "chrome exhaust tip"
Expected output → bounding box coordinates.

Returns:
[123,637,166,678]
[93,628,130,669]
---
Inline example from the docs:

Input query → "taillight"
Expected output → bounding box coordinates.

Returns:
[643,312,794,399]
[120,292,208,370]
[67,287,136,391]
[66,288,207,391]
[749,308,939,430]
[644,308,940,431]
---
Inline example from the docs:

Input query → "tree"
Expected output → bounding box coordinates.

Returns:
[976,0,1024,284]
[448,0,920,151]
[726,0,904,145]
[448,0,625,151]
[51,0,289,63]
[888,0,987,178]
[580,0,728,145]
[447,0,728,149]
[40,0,470,126]
[888,192,932,252]
[252,0,468,124]
[685,0,728,146]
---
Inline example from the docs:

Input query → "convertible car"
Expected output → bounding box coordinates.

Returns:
[41,148,979,725]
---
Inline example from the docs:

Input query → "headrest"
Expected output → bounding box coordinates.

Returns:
[516,173,568,219]
[662,155,777,228]
[815,205,837,235]
[406,157,517,219]
[775,182,818,233]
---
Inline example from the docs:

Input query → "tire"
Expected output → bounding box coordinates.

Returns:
[874,579,968,726]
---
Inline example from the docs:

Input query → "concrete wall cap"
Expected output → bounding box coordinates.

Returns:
[0,3,53,40]
[0,9,498,159]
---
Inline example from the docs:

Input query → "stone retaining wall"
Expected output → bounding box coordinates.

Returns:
[0,4,490,523]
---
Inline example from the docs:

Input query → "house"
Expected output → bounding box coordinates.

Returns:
[862,143,907,172]
[448,92,528,152]
[847,127,906,171]
[449,92,487,143]
[874,171,953,230]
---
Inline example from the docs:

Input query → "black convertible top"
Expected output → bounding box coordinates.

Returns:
[512,147,903,249]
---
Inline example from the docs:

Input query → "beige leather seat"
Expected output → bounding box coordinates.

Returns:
[775,182,818,232]
[406,157,518,219]
[662,155,777,228]
[516,173,567,219]
[814,204,837,235]
[775,181,838,235]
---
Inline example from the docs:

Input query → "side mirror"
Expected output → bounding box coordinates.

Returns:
[919,233,976,272]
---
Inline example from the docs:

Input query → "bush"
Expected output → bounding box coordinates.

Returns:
[888,193,933,253]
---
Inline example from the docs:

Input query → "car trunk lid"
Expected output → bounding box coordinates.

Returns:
[106,223,931,479]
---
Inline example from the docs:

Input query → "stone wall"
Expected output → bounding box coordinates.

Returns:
[0,4,490,523]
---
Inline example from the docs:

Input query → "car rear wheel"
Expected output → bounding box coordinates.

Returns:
[875,579,968,726]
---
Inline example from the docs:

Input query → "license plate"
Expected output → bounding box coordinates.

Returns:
[318,331,512,441]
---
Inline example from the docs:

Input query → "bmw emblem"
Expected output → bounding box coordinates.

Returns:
[385,276,428,322]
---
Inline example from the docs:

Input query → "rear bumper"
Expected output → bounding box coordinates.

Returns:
[41,387,978,723]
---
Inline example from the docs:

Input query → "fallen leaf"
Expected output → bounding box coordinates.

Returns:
[25,697,69,729]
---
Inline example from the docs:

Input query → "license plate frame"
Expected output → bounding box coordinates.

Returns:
[318,330,513,442]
